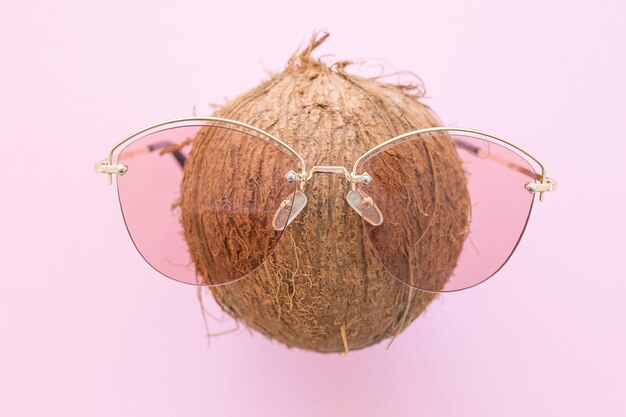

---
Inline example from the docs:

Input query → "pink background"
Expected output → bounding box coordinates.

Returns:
[1,1,625,415]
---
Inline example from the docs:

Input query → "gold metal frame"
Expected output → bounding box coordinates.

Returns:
[351,126,557,201]
[95,117,306,185]
[97,117,556,199]
[96,117,557,289]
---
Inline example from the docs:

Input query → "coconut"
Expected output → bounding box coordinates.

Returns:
[180,33,468,353]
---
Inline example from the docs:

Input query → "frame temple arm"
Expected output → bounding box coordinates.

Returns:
[455,138,557,200]
[121,141,187,168]
[454,139,541,180]
[95,141,187,184]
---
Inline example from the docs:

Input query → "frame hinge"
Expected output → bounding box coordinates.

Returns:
[525,178,557,201]
[95,160,127,176]
[95,160,127,185]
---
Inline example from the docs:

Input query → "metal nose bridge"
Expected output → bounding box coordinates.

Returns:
[306,165,351,182]
[302,166,372,186]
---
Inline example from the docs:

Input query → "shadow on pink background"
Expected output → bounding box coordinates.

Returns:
[1,1,624,416]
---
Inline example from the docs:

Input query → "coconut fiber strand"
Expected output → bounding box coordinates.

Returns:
[179,33,469,353]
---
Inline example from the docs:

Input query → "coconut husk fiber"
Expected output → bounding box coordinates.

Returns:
[179,33,470,353]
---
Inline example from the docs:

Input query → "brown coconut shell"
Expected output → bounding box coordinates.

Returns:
[180,33,469,353]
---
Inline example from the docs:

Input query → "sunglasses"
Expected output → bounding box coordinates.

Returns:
[95,117,556,292]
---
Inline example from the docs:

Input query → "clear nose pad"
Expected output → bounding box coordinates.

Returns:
[346,189,384,226]
[272,190,308,231]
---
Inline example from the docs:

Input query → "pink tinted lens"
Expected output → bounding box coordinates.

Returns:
[117,126,198,284]
[116,125,299,285]
[359,132,536,291]
[450,134,536,290]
